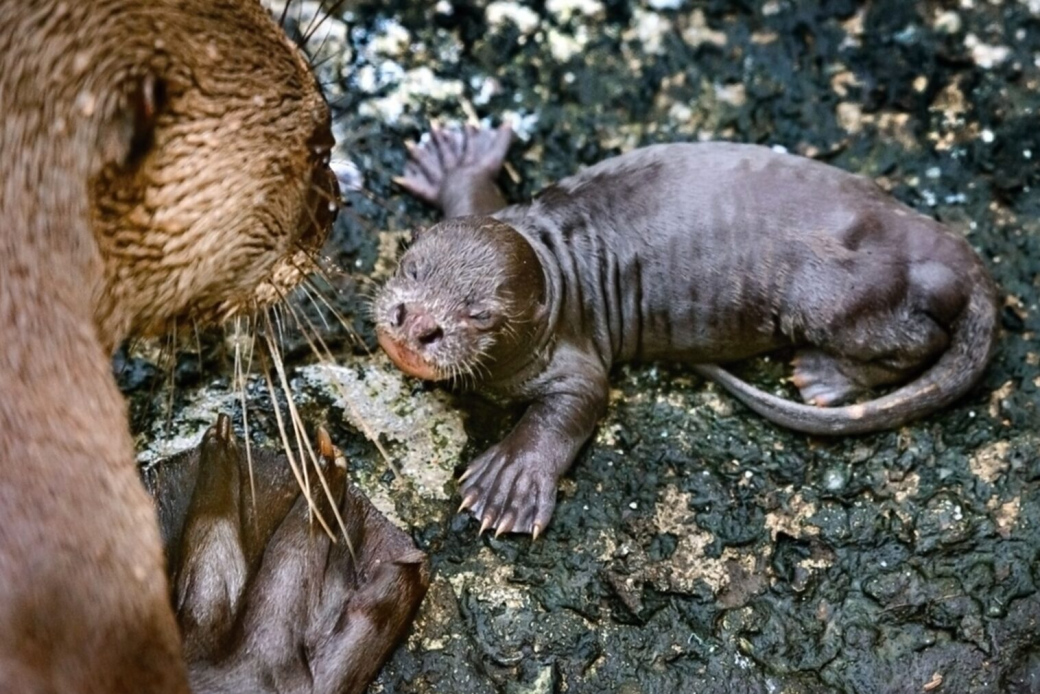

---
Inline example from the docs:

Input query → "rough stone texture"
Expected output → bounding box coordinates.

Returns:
[125,1,1039,692]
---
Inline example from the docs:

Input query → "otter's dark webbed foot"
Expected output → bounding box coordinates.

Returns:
[457,440,559,539]
[142,415,430,694]
[395,122,513,216]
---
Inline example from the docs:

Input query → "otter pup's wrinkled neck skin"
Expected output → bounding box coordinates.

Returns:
[0,1,334,691]
[375,123,997,540]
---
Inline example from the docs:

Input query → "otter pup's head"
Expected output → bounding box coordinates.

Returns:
[88,0,336,344]
[373,217,546,384]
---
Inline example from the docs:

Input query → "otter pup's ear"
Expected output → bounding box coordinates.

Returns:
[99,72,167,171]
[409,225,427,242]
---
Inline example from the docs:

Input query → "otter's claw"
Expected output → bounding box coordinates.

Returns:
[456,440,558,538]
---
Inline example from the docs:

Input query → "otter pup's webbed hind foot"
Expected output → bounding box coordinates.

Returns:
[395,123,513,217]
[790,349,867,407]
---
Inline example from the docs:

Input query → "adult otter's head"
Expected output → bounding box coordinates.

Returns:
[87,0,336,345]
[373,217,546,384]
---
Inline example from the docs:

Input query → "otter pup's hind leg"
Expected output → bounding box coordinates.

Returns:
[792,301,952,406]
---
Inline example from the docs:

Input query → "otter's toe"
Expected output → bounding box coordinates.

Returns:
[461,122,513,175]
[457,444,557,538]
[791,349,864,407]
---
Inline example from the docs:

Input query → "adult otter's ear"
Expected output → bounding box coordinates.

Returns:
[97,72,167,171]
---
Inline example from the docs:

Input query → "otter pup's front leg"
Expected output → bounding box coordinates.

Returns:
[459,352,609,538]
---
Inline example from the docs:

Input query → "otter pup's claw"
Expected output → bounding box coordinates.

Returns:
[458,491,479,514]
[494,512,516,538]
[457,440,559,539]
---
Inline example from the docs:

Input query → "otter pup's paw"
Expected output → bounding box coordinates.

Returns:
[791,349,865,406]
[457,442,558,539]
[395,123,513,205]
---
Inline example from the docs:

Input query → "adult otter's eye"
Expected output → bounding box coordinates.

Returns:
[116,73,168,169]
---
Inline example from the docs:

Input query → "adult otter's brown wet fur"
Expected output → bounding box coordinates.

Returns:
[143,416,429,694]
[1,1,336,690]
[374,124,999,539]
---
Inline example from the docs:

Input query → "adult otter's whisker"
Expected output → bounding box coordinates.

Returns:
[301,0,349,47]
[231,315,258,516]
[269,308,312,516]
[162,319,179,443]
[297,274,367,351]
[305,22,337,70]
[294,314,398,483]
[274,293,402,480]
[276,0,291,29]
[269,307,356,559]
[344,187,406,219]
[257,320,335,540]
[295,282,333,332]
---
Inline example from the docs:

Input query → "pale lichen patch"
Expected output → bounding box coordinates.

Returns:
[764,491,819,540]
[969,441,1009,485]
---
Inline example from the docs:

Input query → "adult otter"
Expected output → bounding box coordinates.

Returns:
[1,0,339,690]
[143,416,429,693]
[373,124,999,538]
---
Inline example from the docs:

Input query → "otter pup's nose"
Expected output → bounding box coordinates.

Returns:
[394,303,443,347]
[411,313,444,346]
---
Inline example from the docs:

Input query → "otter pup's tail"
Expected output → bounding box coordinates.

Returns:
[692,274,999,436]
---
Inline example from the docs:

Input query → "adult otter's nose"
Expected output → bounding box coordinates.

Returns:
[393,303,444,347]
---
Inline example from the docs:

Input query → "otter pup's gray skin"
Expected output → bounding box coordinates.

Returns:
[143,415,430,694]
[374,124,999,538]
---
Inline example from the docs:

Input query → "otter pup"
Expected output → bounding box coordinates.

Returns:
[1,0,337,690]
[143,416,429,694]
[373,124,999,539]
